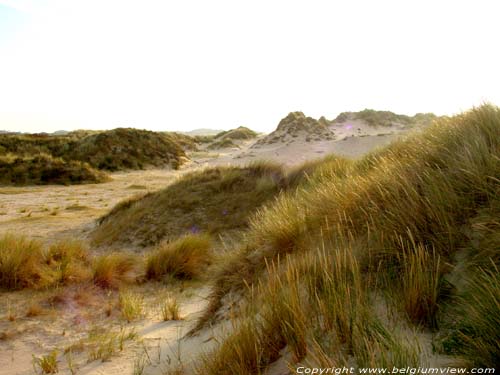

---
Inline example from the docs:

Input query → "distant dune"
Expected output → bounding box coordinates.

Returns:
[181,128,225,136]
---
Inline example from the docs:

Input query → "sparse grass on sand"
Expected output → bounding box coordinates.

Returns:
[194,104,500,372]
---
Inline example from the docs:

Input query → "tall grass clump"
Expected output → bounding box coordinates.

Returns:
[45,241,92,285]
[198,244,423,374]
[146,233,212,280]
[438,262,500,368]
[0,234,54,290]
[395,239,443,327]
[93,252,142,289]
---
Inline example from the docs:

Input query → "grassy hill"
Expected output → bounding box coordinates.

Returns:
[92,162,287,247]
[192,104,499,371]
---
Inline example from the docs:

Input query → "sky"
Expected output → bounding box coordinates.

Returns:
[0,0,499,133]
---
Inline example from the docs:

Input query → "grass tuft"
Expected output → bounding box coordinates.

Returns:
[32,350,58,374]
[146,234,212,280]
[0,234,54,290]
[92,252,142,289]
[160,295,182,321]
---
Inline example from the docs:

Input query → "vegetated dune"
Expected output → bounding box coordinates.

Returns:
[254,109,440,148]
[192,105,499,372]
[0,154,109,186]
[334,109,439,127]
[254,112,335,146]
[62,128,187,171]
[92,162,288,248]
[206,126,259,150]
[164,132,200,151]
[214,126,258,141]
[0,128,188,185]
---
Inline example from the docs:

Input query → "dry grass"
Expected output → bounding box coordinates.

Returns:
[119,290,144,322]
[160,295,182,321]
[32,350,58,374]
[26,301,46,317]
[146,234,212,281]
[436,261,500,367]
[45,241,92,285]
[0,235,146,292]
[0,234,54,289]
[396,240,443,327]
[92,252,142,289]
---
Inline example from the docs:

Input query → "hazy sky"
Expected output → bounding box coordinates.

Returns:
[0,0,499,133]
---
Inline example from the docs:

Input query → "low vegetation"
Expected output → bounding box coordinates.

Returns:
[194,104,500,371]
[92,162,287,247]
